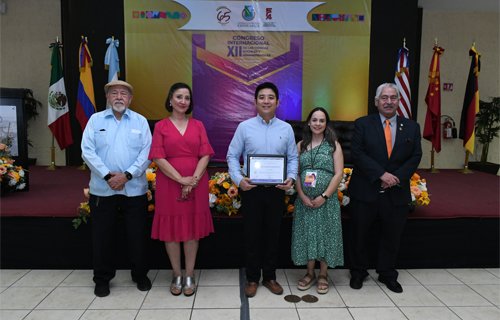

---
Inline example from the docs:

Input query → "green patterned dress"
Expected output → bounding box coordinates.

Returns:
[291,142,344,268]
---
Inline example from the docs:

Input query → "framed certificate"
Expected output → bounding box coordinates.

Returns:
[247,154,287,185]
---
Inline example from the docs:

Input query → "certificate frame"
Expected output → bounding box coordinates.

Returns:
[246,154,287,185]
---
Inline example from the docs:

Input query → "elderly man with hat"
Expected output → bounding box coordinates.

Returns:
[81,80,152,297]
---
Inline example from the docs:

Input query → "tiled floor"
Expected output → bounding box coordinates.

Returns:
[0,268,499,320]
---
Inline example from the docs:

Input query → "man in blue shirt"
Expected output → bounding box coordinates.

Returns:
[81,80,152,297]
[227,82,298,297]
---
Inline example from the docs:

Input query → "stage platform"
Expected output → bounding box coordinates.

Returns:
[1,166,499,269]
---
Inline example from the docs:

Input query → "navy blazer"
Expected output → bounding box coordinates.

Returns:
[348,113,422,205]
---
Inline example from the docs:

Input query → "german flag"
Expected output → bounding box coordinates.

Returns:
[459,45,480,154]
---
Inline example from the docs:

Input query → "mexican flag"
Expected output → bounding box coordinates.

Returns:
[48,42,73,149]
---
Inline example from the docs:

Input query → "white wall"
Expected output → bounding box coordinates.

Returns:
[0,0,65,166]
[418,10,500,169]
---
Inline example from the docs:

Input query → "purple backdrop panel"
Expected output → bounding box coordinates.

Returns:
[192,34,303,161]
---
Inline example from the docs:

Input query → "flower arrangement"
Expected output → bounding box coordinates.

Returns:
[208,171,297,216]
[73,162,157,229]
[209,172,241,216]
[337,168,353,206]
[74,166,430,228]
[284,192,296,215]
[335,168,429,207]
[145,162,157,212]
[410,173,430,206]
[0,143,27,194]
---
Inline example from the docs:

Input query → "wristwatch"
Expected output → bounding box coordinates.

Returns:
[321,193,329,199]
[104,173,112,181]
[124,171,133,181]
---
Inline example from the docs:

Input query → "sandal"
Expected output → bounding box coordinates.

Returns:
[170,276,183,296]
[297,273,316,291]
[183,276,196,297]
[316,275,329,294]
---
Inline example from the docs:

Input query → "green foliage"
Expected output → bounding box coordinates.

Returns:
[475,97,500,163]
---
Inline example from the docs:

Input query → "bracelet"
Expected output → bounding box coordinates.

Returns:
[321,193,329,199]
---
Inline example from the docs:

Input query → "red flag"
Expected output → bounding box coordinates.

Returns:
[423,46,444,152]
[394,47,412,119]
[459,46,480,154]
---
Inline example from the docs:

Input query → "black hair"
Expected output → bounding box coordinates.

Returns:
[165,82,193,114]
[254,82,279,101]
[299,107,337,154]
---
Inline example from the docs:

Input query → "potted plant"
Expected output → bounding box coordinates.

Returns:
[470,97,500,174]
[24,90,42,138]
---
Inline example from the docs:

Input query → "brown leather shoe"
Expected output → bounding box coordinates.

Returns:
[245,282,258,297]
[262,280,284,295]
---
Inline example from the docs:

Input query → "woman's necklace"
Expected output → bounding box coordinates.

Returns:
[310,136,324,169]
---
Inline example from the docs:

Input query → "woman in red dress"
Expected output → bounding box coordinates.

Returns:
[149,83,214,296]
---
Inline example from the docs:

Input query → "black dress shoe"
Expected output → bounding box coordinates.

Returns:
[349,276,364,290]
[94,283,110,297]
[133,276,152,291]
[378,277,403,293]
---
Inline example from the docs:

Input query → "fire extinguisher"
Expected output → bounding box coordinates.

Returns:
[441,115,457,139]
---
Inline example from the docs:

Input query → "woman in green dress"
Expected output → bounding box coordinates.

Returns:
[291,107,344,294]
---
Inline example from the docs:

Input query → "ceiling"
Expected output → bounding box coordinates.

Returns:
[418,0,500,12]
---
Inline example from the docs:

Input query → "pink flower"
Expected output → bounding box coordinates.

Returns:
[228,185,238,197]
[410,185,422,197]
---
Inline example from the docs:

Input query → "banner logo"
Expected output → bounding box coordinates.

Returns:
[217,6,231,25]
[242,5,255,21]
[174,0,323,32]
[266,8,272,20]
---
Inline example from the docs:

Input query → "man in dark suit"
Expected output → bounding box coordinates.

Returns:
[348,83,422,293]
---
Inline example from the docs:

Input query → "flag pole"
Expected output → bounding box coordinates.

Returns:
[47,37,62,170]
[429,148,439,173]
[47,135,57,170]
[428,37,439,173]
[460,151,473,174]
[429,38,439,173]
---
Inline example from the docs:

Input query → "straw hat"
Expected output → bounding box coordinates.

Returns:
[104,80,133,94]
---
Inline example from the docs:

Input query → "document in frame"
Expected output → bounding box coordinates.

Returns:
[247,154,287,185]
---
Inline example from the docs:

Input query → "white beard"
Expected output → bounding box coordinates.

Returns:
[112,104,126,113]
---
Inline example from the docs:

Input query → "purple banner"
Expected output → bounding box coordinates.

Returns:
[192,34,303,161]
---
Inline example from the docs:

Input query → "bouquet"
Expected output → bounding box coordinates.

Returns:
[410,173,430,206]
[0,143,27,194]
[337,167,353,206]
[145,162,157,212]
[209,172,241,216]
[335,168,430,207]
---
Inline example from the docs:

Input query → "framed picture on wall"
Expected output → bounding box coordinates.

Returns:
[0,88,29,169]
[0,105,19,156]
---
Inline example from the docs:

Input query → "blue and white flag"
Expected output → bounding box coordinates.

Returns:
[104,37,120,82]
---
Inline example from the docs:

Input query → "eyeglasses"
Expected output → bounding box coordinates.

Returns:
[378,95,399,102]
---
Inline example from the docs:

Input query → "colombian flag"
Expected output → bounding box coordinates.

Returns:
[75,36,96,131]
